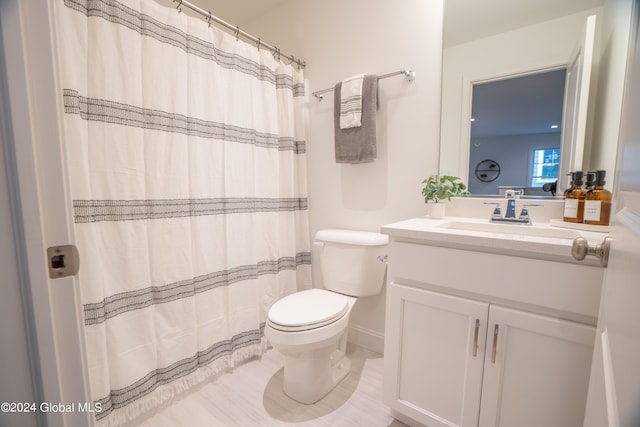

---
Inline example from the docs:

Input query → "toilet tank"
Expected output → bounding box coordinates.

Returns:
[314,229,388,297]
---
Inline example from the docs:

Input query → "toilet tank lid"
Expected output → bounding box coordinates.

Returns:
[315,229,388,246]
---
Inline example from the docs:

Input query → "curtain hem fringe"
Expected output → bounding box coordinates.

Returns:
[96,338,270,427]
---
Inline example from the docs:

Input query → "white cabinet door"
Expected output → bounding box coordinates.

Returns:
[384,282,489,427]
[479,306,596,427]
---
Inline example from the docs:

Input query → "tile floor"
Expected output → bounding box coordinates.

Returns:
[130,344,407,427]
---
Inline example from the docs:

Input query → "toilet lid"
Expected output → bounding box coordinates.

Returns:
[268,289,349,332]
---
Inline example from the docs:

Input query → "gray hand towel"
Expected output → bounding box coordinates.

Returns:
[334,74,378,163]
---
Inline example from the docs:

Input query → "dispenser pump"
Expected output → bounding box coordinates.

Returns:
[585,172,596,191]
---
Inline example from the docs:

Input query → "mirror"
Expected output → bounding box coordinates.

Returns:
[439,0,631,196]
[468,69,566,195]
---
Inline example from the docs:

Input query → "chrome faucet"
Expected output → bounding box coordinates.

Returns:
[484,191,541,225]
[505,198,517,219]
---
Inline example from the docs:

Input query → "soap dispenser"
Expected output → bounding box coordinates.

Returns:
[563,171,585,223]
[584,170,612,226]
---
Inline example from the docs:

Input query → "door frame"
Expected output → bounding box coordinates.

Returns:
[584,1,640,425]
[0,1,92,426]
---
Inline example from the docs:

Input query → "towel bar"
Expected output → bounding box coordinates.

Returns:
[312,69,415,100]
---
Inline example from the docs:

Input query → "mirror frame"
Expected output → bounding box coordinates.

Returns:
[457,64,569,194]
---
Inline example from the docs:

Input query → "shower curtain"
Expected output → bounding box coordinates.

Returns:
[54,0,311,425]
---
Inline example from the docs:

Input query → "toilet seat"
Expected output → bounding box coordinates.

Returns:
[267,289,349,332]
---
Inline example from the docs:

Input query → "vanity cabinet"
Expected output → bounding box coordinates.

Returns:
[383,239,602,427]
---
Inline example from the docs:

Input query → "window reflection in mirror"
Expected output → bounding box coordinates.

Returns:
[468,69,566,195]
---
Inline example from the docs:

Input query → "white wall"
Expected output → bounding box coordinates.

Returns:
[440,8,603,187]
[589,0,634,192]
[244,0,444,352]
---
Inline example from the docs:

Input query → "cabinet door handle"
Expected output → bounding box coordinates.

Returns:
[473,319,480,357]
[491,324,500,364]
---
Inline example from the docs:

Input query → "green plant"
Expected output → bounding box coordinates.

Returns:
[421,175,469,203]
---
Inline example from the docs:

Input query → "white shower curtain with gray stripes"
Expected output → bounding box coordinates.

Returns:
[54,0,311,425]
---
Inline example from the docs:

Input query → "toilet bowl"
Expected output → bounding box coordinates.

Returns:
[264,229,388,404]
[266,288,356,403]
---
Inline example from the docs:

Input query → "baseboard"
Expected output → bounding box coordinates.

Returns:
[390,409,422,427]
[347,324,384,355]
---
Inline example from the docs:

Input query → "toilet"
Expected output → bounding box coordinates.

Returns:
[264,229,388,404]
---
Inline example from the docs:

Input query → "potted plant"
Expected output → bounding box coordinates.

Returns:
[421,174,469,218]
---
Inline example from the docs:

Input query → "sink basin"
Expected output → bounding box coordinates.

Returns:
[382,216,609,265]
[439,221,582,239]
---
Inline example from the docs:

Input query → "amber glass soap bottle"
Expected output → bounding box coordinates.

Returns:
[584,170,612,226]
[563,171,585,223]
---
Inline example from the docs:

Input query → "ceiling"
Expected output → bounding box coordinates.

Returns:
[156,0,605,49]
[444,0,604,47]
[153,0,285,27]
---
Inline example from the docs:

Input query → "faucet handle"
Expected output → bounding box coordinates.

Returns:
[484,202,502,218]
[519,204,542,221]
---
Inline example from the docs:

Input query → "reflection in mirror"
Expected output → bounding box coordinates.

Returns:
[468,69,566,195]
[438,0,632,197]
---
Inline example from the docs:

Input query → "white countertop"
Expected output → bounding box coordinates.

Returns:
[381,216,609,266]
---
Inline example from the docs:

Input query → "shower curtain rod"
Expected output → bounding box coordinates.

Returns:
[312,69,416,100]
[173,0,306,69]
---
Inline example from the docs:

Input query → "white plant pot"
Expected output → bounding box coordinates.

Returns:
[429,202,446,219]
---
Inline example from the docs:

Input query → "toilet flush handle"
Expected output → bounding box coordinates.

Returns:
[377,255,388,263]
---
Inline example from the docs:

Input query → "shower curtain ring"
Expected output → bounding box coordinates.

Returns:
[206,12,212,27]
[175,0,182,13]
[235,26,240,41]
[289,55,295,65]
[256,38,261,51]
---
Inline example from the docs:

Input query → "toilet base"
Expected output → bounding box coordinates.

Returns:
[282,347,351,404]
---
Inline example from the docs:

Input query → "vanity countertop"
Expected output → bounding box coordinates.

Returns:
[381,216,609,266]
